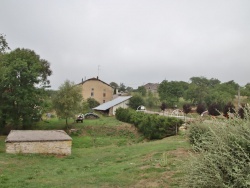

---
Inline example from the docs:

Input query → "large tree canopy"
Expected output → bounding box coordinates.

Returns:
[184,77,221,104]
[119,83,126,92]
[110,82,119,89]
[0,48,52,131]
[158,80,188,106]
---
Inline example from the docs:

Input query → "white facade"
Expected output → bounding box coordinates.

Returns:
[110,99,130,115]
[93,96,131,116]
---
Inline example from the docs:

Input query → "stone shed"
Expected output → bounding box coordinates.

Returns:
[5,130,72,155]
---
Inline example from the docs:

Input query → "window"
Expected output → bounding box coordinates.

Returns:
[91,92,94,97]
[103,100,105,103]
[103,93,106,97]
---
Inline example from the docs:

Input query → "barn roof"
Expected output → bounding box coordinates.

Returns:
[93,96,132,111]
[5,130,72,142]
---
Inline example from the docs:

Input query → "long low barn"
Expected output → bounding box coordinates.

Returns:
[93,96,132,116]
[5,130,72,155]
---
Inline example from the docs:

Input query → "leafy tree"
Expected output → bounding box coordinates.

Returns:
[52,80,83,126]
[128,94,145,110]
[137,86,146,96]
[40,90,57,114]
[81,100,90,114]
[126,86,134,93]
[223,80,239,91]
[240,83,250,97]
[214,80,238,98]
[205,90,233,110]
[119,83,126,92]
[146,91,159,109]
[110,82,119,89]
[0,48,52,131]
[185,77,220,104]
[0,34,10,53]
[39,89,59,117]
[188,79,238,110]
[190,76,220,88]
[87,98,100,109]
[110,82,119,94]
[158,80,186,106]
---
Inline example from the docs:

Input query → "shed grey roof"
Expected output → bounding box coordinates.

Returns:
[5,130,72,142]
[93,96,132,111]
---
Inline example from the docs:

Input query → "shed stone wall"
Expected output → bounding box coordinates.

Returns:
[6,140,72,155]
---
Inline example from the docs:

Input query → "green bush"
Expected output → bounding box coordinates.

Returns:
[130,111,146,127]
[115,108,183,139]
[115,108,134,123]
[187,122,212,150]
[183,111,250,188]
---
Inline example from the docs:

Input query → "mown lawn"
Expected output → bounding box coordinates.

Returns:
[0,117,190,188]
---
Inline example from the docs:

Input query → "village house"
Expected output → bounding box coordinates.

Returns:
[77,77,114,104]
[144,83,159,94]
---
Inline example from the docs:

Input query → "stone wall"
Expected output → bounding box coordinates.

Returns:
[6,140,72,155]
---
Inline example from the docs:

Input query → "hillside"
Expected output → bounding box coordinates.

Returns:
[0,117,190,188]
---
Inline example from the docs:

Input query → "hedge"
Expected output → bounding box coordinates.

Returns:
[115,108,183,139]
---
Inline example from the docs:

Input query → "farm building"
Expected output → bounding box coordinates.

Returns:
[77,77,114,104]
[143,83,159,93]
[5,130,72,155]
[93,96,132,116]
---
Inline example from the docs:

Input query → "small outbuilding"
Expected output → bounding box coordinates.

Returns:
[5,130,72,155]
[93,96,132,116]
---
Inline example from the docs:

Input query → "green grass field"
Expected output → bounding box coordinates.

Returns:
[0,117,190,188]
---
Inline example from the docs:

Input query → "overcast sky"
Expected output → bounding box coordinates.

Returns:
[1,0,250,89]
